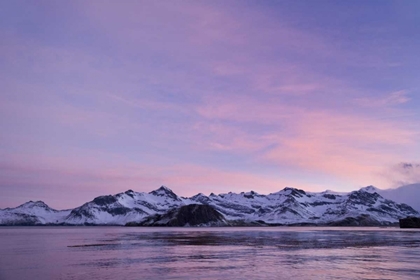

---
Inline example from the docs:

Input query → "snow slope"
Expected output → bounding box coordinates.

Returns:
[191,187,417,225]
[0,186,418,226]
[64,186,194,225]
[361,184,420,212]
[0,201,71,225]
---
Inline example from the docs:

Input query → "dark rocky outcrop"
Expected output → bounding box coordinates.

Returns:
[327,214,384,226]
[126,204,228,227]
[399,216,420,228]
[2,186,419,226]
[93,195,118,206]
[0,213,41,226]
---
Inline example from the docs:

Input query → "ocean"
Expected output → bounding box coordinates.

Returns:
[1,227,419,279]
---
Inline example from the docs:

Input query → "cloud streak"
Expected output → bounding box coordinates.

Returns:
[1,1,420,207]
[355,90,411,108]
[382,162,420,187]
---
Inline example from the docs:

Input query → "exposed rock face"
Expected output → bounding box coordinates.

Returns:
[0,213,40,226]
[0,201,71,225]
[189,188,418,226]
[149,186,181,201]
[399,217,420,228]
[128,204,228,227]
[1,186,419,226]
[62,186,181,225]
[328,214,384,226]
[361,184,420,212]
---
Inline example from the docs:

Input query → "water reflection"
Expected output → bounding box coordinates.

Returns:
[1,227,420,279]
[85,229,420,250]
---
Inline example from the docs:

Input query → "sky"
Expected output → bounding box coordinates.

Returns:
[1,0,420,209]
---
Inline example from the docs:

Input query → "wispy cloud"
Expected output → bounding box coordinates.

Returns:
[1,0,420,207]
[355,90,411,108]
[194,94,419,186]
[0,152,311,209]
[381,162,420,187]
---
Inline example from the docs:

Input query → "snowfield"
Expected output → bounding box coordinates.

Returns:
[0,186,418,226]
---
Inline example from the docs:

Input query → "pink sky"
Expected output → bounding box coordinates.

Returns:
[1,1,420,209]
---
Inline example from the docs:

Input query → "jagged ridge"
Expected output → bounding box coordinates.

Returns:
[0,186,418,226]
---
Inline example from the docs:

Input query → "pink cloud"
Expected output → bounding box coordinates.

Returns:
[0,152,322,209]
[192,94,419,188]
[2,0,419,208]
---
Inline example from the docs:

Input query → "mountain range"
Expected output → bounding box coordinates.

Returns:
[1,185,418,226]
[363,184,420,212]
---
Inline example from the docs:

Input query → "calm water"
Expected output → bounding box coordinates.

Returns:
[0,227,420,280]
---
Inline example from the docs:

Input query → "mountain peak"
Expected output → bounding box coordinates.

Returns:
[191,193,206,198]
[2,185,420,226]
[158,185,172,192]
[149,186,179,200]
[151,185,174,194]
[280,187,306,197]
[18,201,50,209]
[359,185,379,193]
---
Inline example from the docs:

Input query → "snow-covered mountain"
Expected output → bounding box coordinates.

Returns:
[0,201,71,225]
[361,184,420,212]
[191,187,417,225]
[0,186,418,226]
[64,187,192,225]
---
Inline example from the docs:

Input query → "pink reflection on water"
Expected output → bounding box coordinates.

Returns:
[1,227,419,280]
